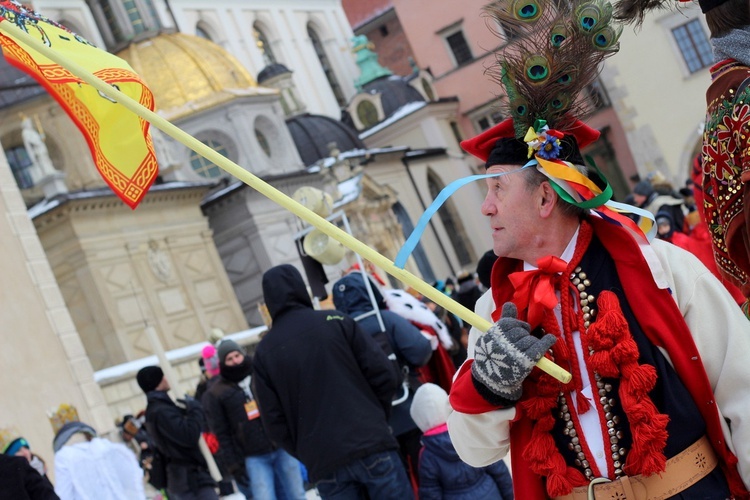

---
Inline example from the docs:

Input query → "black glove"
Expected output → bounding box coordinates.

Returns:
[228,461,248,483]
[471,302,557,403]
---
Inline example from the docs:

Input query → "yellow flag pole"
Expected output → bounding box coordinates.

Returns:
[0,22,571,385]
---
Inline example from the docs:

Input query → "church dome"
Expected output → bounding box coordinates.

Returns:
[286,114,365,167]
[117,33,271,119]
[258,63,292,84]
[361,76,424,118]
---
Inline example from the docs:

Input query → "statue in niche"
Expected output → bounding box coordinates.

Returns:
[21,116,59,183]
[147,239,172,283]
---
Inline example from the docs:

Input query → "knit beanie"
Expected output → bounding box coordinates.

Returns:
[217,339,243,363]
[53,421,97,453]
[633,180,654,197]
[202,344,220,377]
[3,437,28,456]
[410,383,451,432]
[136,366,164,393]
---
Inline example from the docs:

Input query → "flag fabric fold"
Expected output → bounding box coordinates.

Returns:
[0,0,157,208]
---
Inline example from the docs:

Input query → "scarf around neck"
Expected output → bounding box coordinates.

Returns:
[712,26,750,66]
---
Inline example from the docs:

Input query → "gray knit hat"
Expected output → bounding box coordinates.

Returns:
[53,421,97,453]
[409,383,451,432]
[217,339,243,363]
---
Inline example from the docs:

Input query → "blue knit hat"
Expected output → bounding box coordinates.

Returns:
[3,437,29,456]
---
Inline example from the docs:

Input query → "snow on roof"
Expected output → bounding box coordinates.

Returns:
[359,101,427,139]
[333,173,363,208]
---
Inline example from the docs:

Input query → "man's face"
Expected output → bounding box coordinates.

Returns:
[156,376,170,392]
[481,165,543,261]
[14,446,32,462]
[224,351,244,366]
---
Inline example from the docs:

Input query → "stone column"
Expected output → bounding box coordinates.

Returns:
[0,144,112,457]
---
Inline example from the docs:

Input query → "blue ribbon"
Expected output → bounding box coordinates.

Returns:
[394,163,535,269]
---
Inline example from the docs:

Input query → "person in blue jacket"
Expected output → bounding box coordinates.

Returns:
[410,383,514,500]
[332,271,432,486]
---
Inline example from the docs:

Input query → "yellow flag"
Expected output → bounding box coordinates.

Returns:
[0,1,157,208]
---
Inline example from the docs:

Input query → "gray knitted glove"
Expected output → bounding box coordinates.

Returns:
[471,302,557,402]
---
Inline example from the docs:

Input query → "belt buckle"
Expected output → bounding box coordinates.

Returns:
[587,477,612,500]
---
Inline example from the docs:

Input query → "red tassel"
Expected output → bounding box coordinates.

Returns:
[621,364,656,394]
[576,390,591,413]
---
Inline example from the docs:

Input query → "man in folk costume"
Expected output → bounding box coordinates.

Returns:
[446,0,750,498]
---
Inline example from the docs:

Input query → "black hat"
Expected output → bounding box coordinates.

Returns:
[136,366,164,393]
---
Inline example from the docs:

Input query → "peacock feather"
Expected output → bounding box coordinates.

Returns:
[485,0,622,138]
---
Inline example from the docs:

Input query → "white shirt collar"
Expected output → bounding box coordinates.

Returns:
[523,225,581,272]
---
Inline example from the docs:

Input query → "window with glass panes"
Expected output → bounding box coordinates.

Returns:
[254,25,277,66]
[446,30,472,66]
[308,26,346,107]
[190,140,228,178]
[6,145,34,189]
[672,19,712,73]
[123,0,145,34]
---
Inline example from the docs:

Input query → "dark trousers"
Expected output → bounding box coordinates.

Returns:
[315,449,414,500]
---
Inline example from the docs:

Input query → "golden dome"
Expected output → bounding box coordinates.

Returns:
[117,33,275,119]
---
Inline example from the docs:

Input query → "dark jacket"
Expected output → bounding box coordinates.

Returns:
[202,373,275,471]
[0,455,58,500]
[143,390,215,493]
[419,431,514,500]
[332,272,432,436]
[252,264,399,482]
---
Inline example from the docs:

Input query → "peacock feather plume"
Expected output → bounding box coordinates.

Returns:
[485,0,622,138]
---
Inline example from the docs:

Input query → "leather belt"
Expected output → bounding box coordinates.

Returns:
[554,436,718,500]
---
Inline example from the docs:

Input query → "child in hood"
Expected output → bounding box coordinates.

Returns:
[410,383,513,499]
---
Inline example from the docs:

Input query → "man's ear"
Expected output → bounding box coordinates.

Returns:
[538,181,558,218]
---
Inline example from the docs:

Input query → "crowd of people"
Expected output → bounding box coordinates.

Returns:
[7,0,750,498]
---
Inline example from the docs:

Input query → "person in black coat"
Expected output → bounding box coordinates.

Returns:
[0,454,58,500]
[253,264,414,499]
[202,339,305,500]
[137,366,218,500]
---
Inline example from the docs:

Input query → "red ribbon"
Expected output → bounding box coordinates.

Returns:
[508,255,567,328]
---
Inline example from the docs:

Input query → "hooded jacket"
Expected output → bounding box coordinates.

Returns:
[252,264,399,482]
[419,430,514,500]
[332,272,432,436]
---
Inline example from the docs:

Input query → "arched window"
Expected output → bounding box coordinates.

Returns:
[307,25,346,107]
[253,24,277,66]
[5,145,34,189]
[428,171,475,267]
[190,139,228,178]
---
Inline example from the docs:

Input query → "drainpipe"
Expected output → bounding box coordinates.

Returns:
[401,151,457,277]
